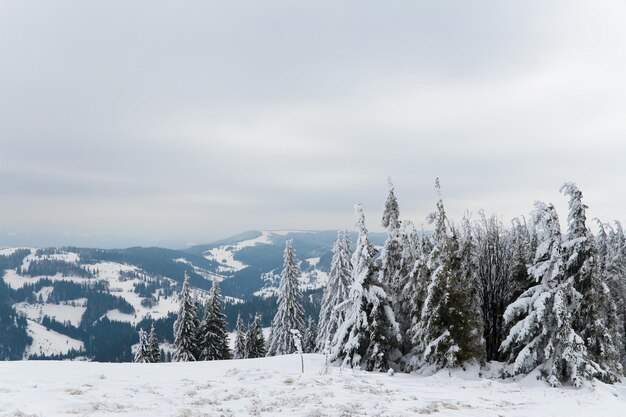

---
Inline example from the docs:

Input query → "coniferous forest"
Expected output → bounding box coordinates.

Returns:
[165,178,625,388]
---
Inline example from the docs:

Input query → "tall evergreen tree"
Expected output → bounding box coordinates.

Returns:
[501,201,590,387]
[133,328,150,363]
[267,240,305,356]
[197,281,231,361]
[148,324,160,363]
[379,178,404,350]
[560,183,622,382]
[410,179,484,370]
[316,230,353,351]
[172,274,198,362]
[331,204,400,371]
[245,314,267,358]
[233,313,246,359]
[604,221,626,367]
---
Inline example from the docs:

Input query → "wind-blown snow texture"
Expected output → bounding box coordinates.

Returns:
[0,356,625,417]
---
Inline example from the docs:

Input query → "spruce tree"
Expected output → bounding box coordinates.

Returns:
[560,183,622,382]
[410,179,484,370]
[172,274,198,362]
[233,313,246,359]
[316,230,353,351]
[267,240,305,356]
[245,314,267,358]
[501,201,590,387]
[134,328,150,363]
[379,178,404,350]
[331,203,400,371]
[197,281,231,361]
[148,324,160,363]
[303,316,318,353]
[604,221,626,368]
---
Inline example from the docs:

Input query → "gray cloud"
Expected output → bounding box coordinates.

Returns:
[1,1,626,248]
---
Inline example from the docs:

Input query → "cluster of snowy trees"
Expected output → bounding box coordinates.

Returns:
[311,179,625,387]
[171,274,231,362]
[233,313,267,359]
[133,325,161,363]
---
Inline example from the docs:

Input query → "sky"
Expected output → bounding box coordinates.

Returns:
[1,0,626,249]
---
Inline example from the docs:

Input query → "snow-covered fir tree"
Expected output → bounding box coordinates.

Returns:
[316,230,353,351]
[233,313,246,359]
[134,328,150,363]
[501,201,590,387]
[197,281,231,361]
[603,221,626,367]
[560,183,622,382]
[394,220,422,354]
[331,203,400,371]
[378,178,404,348]
[410,179,484,370]
[303,316,318,353]
[267,240,305,356]
[172,274,198,362]
[148,324,160,363]
[245,314,267,358]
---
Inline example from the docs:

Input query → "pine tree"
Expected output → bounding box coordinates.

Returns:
[501,201,590,387]
[197,281,231,361]
[331,203,400,371]
[316,230,353,351]
[148,324,160,363]
[560,183,622,382]
[134,328,150,363]
[410,179,484,370]
[245,314,267,358]
[267,240,305,356]
[303,316,318,353]
[172,274,198,362]
[233,313,246,359]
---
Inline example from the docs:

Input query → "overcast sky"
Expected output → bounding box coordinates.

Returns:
[1,0,626,249]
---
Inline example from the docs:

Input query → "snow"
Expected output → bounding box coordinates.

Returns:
[24,320,84,357]
[1,269,94,289]
[0,355,624,416]
[204,231,274,273]
[306,256,321,267]
[14,301,86,327]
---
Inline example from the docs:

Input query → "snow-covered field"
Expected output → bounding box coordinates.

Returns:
[1,355,625,417]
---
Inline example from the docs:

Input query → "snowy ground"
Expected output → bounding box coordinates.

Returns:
[1,355,625,417]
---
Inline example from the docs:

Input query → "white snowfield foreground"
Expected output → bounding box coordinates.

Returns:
[1,355,625,417]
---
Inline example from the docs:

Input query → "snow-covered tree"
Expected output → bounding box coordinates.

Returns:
[603,221,626,367]
[560,183,622,382]
[410,179,484,370]
[331,203,400,371]
[474,213,513,361]
[172,274,198,362]
[197,281,231,361]
[148,324,160,363]
[267,240,305,356]
[501,201,590,387]
[134,328,150,363]
[233,313,246,359]
[303,316,318,353]
[316,230,353,351]
[379,178,404,347]
[245,314,266,358]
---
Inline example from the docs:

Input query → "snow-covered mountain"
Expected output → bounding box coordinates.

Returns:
[0,230,385,361]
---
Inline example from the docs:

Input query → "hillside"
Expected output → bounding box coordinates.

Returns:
[1,355,624,416]
[0,230,381,361]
